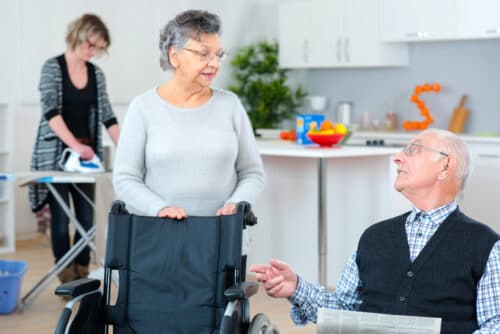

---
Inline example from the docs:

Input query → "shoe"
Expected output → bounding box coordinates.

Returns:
[58,263,78,284]
[75,263,89,279]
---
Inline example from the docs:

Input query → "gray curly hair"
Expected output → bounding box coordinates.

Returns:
[159,10,221,71]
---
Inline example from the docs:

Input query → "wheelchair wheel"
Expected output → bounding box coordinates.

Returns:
[247,313,279,334]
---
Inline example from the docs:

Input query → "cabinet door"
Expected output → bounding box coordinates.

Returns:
[343,0,380,66]
[458,145,500,233]
[456,0,500,39]
[381,0,457,41]
[308,0,343,67]
[278,1,311,68]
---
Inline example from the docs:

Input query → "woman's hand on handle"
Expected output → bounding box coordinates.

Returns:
[158,206,187,220]
[216,202,236,216]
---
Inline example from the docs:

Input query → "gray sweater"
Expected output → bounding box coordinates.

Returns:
[113,87,265,216]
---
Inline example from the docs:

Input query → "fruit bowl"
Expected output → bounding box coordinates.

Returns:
[307,133,345,147]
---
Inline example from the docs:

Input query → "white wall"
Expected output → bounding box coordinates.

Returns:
[3,0,279,238]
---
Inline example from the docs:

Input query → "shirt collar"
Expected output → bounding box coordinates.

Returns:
[407,201,458,226]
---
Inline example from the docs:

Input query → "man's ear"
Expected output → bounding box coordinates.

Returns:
[438,156,456,180]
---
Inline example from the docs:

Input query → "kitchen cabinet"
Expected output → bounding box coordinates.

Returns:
[458,142,500,233]
[381,0,457,42]
[278,0,408,68]
[455,0,500,39]
[381,0,500,42]
[0,104,15,254]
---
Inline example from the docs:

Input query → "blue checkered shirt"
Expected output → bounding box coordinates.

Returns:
[289,202,500,333]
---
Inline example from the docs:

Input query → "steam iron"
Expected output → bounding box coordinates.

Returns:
[59,148,105,173]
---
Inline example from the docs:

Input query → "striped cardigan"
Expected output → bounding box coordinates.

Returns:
[29,56,117,212]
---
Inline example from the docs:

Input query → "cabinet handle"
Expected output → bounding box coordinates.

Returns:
[337,39,341,63]
[406,32,429,38]
[478,154,500,159]
[344,38,349,63]
[485,29,500,34]
[303,40,308,63]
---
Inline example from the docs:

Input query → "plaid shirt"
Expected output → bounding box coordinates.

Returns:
[289,202,500,333]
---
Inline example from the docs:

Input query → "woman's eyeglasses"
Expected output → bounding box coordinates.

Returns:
[183,48,227,63]
[86,39,106,54]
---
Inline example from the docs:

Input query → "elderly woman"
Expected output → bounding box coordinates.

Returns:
[30,13,120,283]
[113,10,264,218]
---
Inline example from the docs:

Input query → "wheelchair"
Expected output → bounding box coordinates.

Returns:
[54,201,278,334]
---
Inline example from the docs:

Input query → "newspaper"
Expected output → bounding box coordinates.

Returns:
[317,308,441,334]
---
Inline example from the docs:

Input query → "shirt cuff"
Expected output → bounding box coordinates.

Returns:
[288,275,308,307]
[103,117,118,128]
[44,108,60,121]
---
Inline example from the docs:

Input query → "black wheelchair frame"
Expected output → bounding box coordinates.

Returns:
[54,201,277,334]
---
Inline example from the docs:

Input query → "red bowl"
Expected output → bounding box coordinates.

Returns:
[307,133,345,147]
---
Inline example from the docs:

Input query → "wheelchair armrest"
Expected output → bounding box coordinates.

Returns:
[55,278,100,297]
[224,281,259,301]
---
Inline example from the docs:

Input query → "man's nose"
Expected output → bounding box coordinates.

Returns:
[393,150,404,165]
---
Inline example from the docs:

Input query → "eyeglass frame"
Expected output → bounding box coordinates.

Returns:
[183,47,227,62]
[85,38,107,53]
[401,142,450,157]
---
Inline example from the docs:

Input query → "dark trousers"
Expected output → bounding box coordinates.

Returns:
[48,183,95,266]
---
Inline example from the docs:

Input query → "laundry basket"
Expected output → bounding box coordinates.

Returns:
[0,260,28,314]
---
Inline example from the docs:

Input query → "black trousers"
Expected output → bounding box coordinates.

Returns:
[48,183,95,266]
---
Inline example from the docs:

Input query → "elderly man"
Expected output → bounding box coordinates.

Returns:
[250,129,499,334]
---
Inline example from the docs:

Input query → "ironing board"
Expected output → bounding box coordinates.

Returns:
[17,172,112,312]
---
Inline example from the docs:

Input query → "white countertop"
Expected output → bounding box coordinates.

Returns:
[353,131,500,144]
[257,139,400,158]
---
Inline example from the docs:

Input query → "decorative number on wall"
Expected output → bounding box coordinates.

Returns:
[402,83,441,130]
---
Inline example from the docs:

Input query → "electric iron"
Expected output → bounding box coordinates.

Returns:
[59,148,105,173]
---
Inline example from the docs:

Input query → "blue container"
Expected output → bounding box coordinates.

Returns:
[0,260,28,314]
[296,114,325,145]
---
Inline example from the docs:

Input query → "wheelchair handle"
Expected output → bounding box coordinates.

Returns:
[237,201,257,226]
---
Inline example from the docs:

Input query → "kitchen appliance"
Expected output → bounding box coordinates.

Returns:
[59,148,104,173]
[448,95,468,134]
[336,101,352,125]
[309,96,328,112]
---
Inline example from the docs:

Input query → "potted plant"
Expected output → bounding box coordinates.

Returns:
[227,41,307,132]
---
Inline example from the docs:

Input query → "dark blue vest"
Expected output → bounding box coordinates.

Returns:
[357,209,498,334]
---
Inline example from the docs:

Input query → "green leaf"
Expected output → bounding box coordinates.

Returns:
[227,40,308,132]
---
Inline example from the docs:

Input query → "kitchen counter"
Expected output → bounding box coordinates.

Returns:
[351,131,500,145]
[257,139,401,157]
[250,139,406,286]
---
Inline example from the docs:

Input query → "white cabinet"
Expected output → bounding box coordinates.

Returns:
[278,0,408,68]
[381,0,457,42]
[458,142,500,233]
[381,0,500,42]
[0,104,15,253]
[278,1,311,68]
[456,0,500,39]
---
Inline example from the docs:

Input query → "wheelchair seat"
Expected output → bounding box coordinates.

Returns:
[55,201,278,334]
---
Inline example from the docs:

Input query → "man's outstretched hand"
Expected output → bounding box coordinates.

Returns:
[249,258,298,298]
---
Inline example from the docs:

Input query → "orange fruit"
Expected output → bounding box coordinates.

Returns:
[320,120,335,131]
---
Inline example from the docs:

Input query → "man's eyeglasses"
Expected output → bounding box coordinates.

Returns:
[183,48,227,63]
[401,142,450,157]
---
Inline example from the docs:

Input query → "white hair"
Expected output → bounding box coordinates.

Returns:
[423,128,472,191]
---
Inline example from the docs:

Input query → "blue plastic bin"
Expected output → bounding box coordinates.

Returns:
[0,260,28,314]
